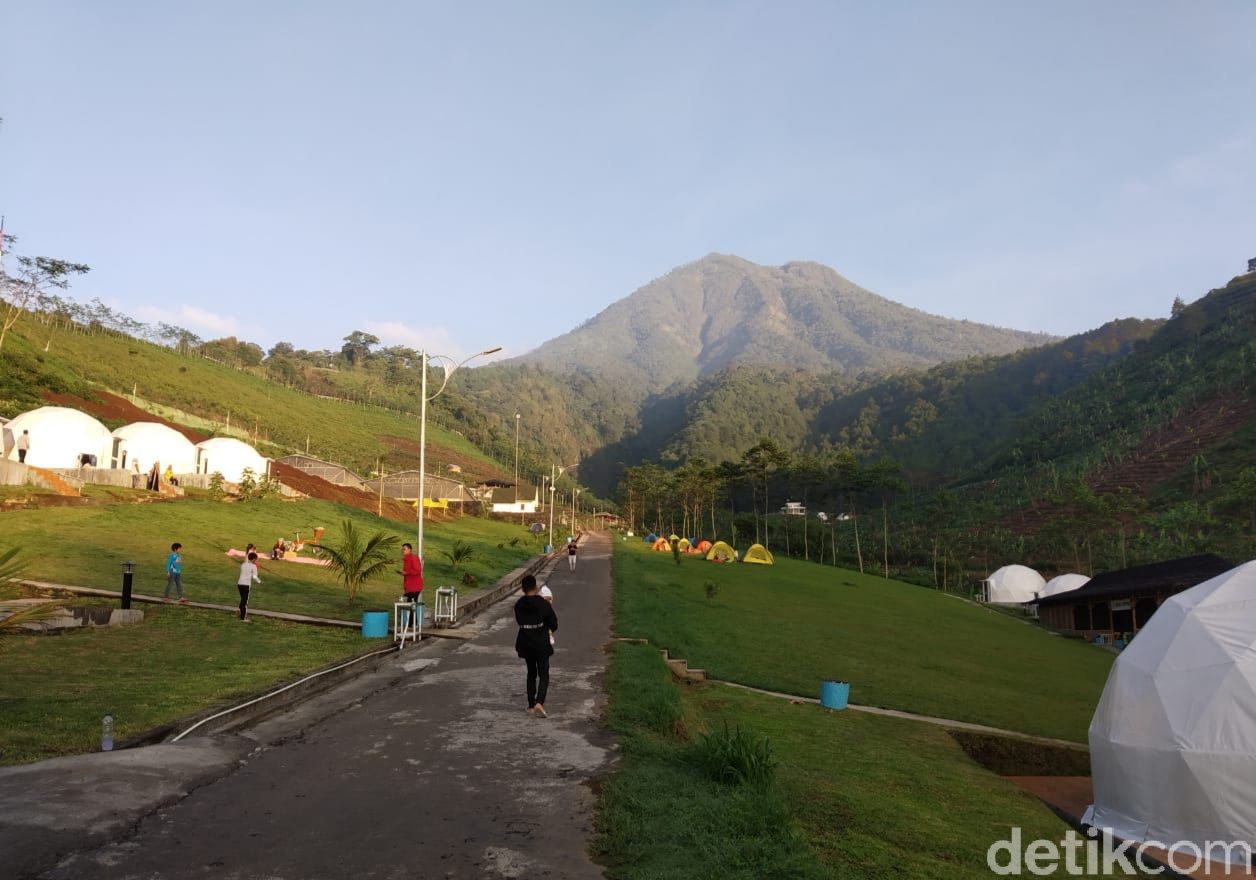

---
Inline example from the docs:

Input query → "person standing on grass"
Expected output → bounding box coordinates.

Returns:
[237,551,261,621]
[567,538,578,572]
[164,542,186,603]
[401,542,423,602]
[514,574,557,718]
[16,430,29,463]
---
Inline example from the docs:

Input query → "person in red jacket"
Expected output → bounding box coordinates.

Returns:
[401,542,424,602]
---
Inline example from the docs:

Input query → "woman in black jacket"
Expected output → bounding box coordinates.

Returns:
[515,574,558,717]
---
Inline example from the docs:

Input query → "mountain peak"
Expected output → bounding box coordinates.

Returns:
[517,255,1053,386]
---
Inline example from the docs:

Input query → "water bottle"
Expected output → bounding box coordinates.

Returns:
[101,713,114,752]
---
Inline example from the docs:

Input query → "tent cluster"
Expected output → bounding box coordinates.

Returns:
[642,533,774,565]
[1,405,268,482]
[980,564,1088,604]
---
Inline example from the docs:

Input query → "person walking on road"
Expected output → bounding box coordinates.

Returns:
[164,542,186,603]
[567,538,578,572]
[514,574,557,718]
[401,542,423,602]
[237,552,261,621]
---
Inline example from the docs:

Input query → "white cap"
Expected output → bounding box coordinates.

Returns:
[539,585,553,599]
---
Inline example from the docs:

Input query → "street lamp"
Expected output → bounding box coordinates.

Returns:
[514,412,522,525]
[548,462,578,550]
[571,486,582,538]
[418,345,502,558]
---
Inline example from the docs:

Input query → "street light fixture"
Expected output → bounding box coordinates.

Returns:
[514,412,522,525]
[417,346,502,558]
[548,462,578,550]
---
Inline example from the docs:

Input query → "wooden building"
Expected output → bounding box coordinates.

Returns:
[1036,554,1233,641]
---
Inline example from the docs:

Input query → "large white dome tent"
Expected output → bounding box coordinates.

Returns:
[1040,573,1090,599]
[980,564,1045,604]
[112,422,198,474]
[1,406,113,469]
[1084,560,1256,862]
[195,437,268,483]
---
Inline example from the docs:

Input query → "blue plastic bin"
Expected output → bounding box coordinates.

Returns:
[361,611,389,638]
[820,680,850,710]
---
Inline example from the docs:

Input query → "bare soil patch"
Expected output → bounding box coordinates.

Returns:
[42,390,211,442]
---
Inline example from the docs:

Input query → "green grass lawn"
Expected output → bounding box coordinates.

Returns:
[596,643,1104,879]
[0,605,366,765]
[1,494,540,618]
[612,538,1113,742]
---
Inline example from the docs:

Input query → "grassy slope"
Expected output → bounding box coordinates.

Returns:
[0,318,502,478]
[597,643,1083,880]
[1,494,539,617]
[612,539,1112,742]
[0,606,363,765]
[0,492,542,765]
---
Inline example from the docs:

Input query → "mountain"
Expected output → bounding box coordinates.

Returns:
[514,253,1055,389]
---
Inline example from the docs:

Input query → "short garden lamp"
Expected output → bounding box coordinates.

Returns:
[121,561,136,610]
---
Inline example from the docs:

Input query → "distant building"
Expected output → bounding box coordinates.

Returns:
[780,501,806,516]
[1248,256,1256,275]
[1036,554,1233,641]
[364,470,468,504]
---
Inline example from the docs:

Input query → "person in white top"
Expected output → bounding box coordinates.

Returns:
[540,584,555,646]
[237,552,261,621]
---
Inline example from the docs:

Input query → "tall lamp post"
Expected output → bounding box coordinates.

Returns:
[571,487,582,538]
[417,345,502,558]
[548,462,577,550]
[514,412,522,524]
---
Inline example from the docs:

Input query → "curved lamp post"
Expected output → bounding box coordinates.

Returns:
[417,346,502,557]
[548,462,578,550]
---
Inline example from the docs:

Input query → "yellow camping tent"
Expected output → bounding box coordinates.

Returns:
[676,538,691,551]
[705,540,735,562]
[651,538,672,552]
[743,543,774,564]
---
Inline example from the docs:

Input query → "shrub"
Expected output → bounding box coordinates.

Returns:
[704,580,718,600]
[688,722,777,787]
[461,572,478,588]
[208,472,226,500]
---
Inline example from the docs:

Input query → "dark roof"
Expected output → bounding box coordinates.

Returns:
[1036,554,1233,607]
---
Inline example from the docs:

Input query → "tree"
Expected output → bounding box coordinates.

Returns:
[441,540,475,573]
[0,246,91,355]
[742,439,790,550]
[1171,296,1187,318]
[314,520,400,603]
[341,331,380,367]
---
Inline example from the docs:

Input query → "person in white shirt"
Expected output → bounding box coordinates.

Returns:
[237,552,261,621]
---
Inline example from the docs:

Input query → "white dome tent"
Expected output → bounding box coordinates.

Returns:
[980,564,1045,604]
[1040,573,1090,599]
[195,437,268,483]
[112,422,197,474]
[1,406,113,469]
[1085,560,1256,863]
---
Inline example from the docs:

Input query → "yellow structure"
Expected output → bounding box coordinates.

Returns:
[705,540,735,562]
[743,543,774,565]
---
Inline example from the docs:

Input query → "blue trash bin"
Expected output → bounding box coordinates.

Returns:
[361,610,389,638]
[820,680,850,710]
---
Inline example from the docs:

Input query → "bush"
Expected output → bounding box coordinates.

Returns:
[688,722,777,787]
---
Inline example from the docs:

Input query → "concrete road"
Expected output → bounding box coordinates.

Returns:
[10,532,615,880]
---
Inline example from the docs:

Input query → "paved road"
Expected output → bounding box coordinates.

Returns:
[18,532,615,880]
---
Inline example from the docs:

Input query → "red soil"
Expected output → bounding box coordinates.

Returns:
[42,390,211,443]
[270,460,428,524]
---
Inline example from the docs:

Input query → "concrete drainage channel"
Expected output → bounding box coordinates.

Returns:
[110,552,562,749]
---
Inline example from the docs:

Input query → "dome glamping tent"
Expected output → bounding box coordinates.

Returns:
[113,422,197,474]
[195,437,268,483]
[1085,561,1256,865]
[1040,573,1090,599]
[1,406,113,469]
[981,565,1045,604]
[743,543,774,565]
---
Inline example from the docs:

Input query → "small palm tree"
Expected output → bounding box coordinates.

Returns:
[441,540,474,573]
[0,546,65,631]
[314,520,399,604]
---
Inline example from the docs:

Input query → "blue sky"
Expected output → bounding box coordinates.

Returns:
[3,1,1254,361]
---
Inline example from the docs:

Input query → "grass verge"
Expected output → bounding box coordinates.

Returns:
[0,605,363,765]
[596,643,1106,878]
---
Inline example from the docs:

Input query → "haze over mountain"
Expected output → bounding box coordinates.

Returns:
[515,253,1055,389]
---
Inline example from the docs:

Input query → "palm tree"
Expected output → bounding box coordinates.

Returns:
[314,520,400,603]
[441,540,474,573]
[0,546,66,631]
